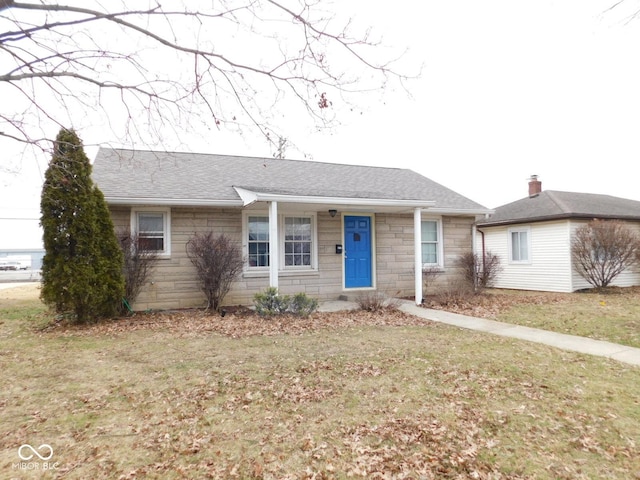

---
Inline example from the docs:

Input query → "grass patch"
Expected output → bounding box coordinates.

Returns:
[492,288,640,348]
[0,288,639,478]
[428,287,640,349]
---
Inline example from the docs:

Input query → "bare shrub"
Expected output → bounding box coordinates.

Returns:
[455,251,502,292]
[456,252,478,290]
[118,229,160,313]
[571,220,640,290]
[356,291,401,312]
[422,266,442,297]
[186,232,244,311]
[431,280,477,307]
[479,251,502,288]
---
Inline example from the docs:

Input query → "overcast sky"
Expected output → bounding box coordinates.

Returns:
[2,0,640,249]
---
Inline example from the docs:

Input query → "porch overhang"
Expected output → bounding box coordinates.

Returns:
[233,187,436,213]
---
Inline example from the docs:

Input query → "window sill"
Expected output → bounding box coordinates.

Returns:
[243,269,320,279]
[421,265,445,273]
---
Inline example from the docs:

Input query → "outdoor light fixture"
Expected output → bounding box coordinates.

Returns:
[328,209,337,218]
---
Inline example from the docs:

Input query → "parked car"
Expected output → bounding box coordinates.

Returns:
[0,262,19,271]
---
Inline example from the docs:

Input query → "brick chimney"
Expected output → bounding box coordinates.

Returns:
[528,175,542,197]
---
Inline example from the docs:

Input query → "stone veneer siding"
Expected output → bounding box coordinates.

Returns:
[110,206,475,310]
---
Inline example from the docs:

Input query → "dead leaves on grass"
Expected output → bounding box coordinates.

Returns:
[108,371,530,480]
[426,287,640,320]
[41,308,430,338]
[18,296,640,479]
[341,414,512,480]
[425,291,574,319]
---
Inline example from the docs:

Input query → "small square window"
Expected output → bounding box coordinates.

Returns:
[132,209,170,256]
[509,228,530,262]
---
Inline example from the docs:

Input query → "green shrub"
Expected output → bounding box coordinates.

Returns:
[253,288,318,317]
[289,292,319,317]
[254,287,290,316]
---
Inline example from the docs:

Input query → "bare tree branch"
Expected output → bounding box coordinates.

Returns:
[1,0,415,155]
[603,0,640,24]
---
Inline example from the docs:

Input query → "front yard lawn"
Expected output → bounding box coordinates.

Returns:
[1,284,639,479]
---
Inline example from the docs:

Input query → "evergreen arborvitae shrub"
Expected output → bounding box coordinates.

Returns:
[40,129,124,322]
[92,187,126,317]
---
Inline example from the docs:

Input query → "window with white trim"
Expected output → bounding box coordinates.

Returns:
[284,216,312,267]
[509,228,530,262]
[132,208,171,256]
[245,213,316,270]
[248,216,270,267]
[421,219,442,266]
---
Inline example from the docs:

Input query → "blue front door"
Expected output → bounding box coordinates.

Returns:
[344,215,372,288]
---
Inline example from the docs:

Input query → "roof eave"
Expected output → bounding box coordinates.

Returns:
[477,213,640,227]
[426,207,494,216]
[104,196,244,207]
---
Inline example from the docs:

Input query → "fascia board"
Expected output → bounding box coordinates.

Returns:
[477,213,640,228]
[105,197,243,207]
[426,207,495,216]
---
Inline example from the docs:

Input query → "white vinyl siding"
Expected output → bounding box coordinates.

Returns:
[479,221,573,292]
[481,219,640,293]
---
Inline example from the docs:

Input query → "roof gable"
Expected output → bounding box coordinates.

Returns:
[478,190,640,226]
[92,148,488,213]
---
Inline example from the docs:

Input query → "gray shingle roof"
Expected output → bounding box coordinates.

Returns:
[478,190,640,226]
[92,148,488,212]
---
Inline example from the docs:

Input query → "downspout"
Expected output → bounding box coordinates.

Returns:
[472,224,485,290]
[479,228,486,273]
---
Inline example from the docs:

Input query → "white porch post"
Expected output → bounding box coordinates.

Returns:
[269,201,279,289]
[414,208,423,305]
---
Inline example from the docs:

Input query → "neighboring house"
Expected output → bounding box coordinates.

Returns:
[92,148,491,310]
[476,176,640,292]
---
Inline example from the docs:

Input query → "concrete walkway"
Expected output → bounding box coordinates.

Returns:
[319,298,640,367]
[398,301,640,367]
